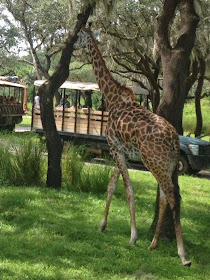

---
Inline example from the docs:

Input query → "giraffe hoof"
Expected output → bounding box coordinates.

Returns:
[148,240,158,250]
[99,219,106,232]
[183,259,192,267]
[148,244,157,250]
[129,232,138,245]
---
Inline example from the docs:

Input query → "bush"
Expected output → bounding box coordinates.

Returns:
[11,140,45,186]
[80,164,112,193]
[62,145,85,190]
[0,139,45,186]
[0,145,13,185]
[62,144,112,194]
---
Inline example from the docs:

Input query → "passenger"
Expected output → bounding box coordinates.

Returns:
[64,95,70,108]
[10,96,16,104]
[83,90,92,109]
[34,92,40,106]
[4,97,9,104]
[57,100,63,107]
[57,95,70,108]
[69,101,76,110]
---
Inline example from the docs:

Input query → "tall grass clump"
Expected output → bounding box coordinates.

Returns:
[62,145,112,193]
[0,139,45,186]
[62,145,85,189]
[11,140,45,186]
[0,145,13,185]
[80,164,112,193]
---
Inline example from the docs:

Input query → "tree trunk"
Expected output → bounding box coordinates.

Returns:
[194,56,205,137]
[151,0,199,239]
[38,5,94,188]
[157,50,189,135]
[39,84,63,188]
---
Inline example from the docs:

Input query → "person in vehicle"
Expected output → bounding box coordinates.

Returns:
[83,90,92,108]
[10,96,17,104]
[34,92,40,106]
[70,101,76,110]
[57,95,70,108]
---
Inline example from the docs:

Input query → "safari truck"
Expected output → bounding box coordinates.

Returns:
[32,80,210,175]
[32,80,149,153]
[0,76,28,130]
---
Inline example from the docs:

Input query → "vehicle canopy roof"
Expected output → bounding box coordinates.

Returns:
[0,79,27,89]
[34,80,148,96]
[34,80,99,91]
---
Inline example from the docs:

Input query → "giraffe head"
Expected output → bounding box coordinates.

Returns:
[74,26,100,50]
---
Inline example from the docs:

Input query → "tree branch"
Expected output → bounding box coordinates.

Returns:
[70,62,91,71]
[18,58,34,66]
[175,0,200,53]
[155,0,180,54]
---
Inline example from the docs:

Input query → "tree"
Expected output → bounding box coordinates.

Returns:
[0,11,21,75]
[92,0,162,113]
[3,0,69,77]
[38,0,117,188]
[151,0,199,240]
[38,3,95,188]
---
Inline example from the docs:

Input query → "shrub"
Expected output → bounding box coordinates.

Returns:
[11,140,45,186]
[0,139,45,186]
[62,144,111,194]
[62,145,85,190]
[0,145,13,185]
[79,164,112,193]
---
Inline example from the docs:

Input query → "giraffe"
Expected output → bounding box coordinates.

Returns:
[74,26,191,266]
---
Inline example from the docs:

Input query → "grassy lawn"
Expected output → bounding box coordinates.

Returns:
[0,171,209,280]
[17,115,32,127]
[183,97,210,141]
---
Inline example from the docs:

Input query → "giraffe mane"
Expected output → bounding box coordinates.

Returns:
[87,30,136,100]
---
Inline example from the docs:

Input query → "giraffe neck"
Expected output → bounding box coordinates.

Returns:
[86,33,134,110]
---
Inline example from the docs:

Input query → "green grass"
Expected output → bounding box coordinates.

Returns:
[183,97,210,141]
[0,131,40,145]
[17,115,32,127]
[0,171,209,280]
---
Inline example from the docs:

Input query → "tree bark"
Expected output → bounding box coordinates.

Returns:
[194,56,205,137]
[151,0,199,239]
[38,4,94,188]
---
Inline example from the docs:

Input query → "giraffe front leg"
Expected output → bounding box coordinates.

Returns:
[99,166,120,232]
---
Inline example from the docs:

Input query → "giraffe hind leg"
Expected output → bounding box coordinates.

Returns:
[99,166,120,232]
[158,179,191,266]
[148,187,167,250]
[114,150,138,245]
[171,197,192,266]
[104,149,138,245]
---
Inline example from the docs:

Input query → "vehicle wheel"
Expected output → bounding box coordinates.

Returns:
[0,125,15,132]
[189,169,201,175]
[6,125,15,132]
[178,155,190,175]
